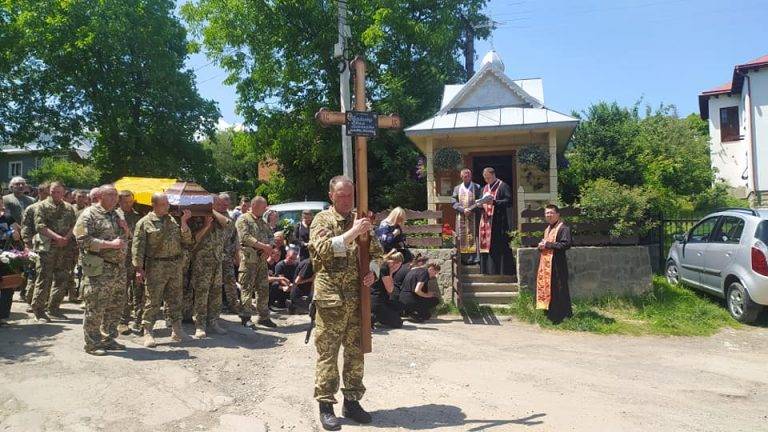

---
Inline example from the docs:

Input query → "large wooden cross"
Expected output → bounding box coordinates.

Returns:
[315,56,402,354]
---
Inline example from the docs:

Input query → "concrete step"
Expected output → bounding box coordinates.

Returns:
[460,274,517,284]
[460,282,520,293]
[462,291,519,305]
[460,265,481,274]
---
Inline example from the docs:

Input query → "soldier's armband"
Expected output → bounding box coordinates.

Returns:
[331,235,348,257]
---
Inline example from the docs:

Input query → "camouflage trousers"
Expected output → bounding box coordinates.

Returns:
[222,258,242,314]
[82,261,126,350]
[314,299,365,403]
[181,253,193,321]
[191,256,223,327]
[23,253,39,305]
[142,258,183,326]
[238,261,269,319]
[31,247,71,313]
[64,246,78,302]
[119,260,139,325]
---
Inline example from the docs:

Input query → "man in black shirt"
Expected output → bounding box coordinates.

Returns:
[289,257,314,314]
[293,210,313,261]
[272,248,298,309]
[399,263,441,322]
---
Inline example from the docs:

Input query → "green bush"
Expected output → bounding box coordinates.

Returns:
[693,181,750,212]
[579,178,658,237]
[28,157,102,189]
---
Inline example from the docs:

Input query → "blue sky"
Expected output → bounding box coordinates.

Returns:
[182,0,768,125]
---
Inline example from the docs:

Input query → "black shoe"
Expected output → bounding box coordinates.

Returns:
[257,318,277,328]
[319,402,341,431]
[342,399,372,424]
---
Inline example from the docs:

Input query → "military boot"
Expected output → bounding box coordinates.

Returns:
[319,402,341,431]
[171,320,191,342]
[342,399,372,424]
[208,320,227,335]
[194,325,207,339]
[142,323,157,348]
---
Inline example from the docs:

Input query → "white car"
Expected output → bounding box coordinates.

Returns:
[268,201,329,223]
[666,208,768,323]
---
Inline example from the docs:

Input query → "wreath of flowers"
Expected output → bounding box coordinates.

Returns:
[433,147,463,171]
[517,145,550,171]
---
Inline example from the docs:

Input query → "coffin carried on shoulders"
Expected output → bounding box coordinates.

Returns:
[165,181,213,216]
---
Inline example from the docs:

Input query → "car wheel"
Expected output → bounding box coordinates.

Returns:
[666,260,680,285]
[726,282,763,324]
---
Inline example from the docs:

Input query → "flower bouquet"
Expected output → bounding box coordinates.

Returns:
[0,249,38,290]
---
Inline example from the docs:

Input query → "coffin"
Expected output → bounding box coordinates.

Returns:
[165,181,213,216]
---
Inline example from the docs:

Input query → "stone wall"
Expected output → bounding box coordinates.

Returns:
[516,246,653,299]
[410,248,455,301]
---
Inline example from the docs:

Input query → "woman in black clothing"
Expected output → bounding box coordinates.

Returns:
[371,250,405,328]
[0,200,23,326]
[399,262,441,322]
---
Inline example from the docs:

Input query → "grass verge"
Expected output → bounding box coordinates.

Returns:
[442,276,741,336]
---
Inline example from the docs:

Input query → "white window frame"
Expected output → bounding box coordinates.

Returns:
[8,161,22,179]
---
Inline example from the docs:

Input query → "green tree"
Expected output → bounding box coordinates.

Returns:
[28,157,103,189]
[1,0,220,185]
[201,128,262,196]
[181,0,490,209]
[559,102,643,204]
[635,105,713,198]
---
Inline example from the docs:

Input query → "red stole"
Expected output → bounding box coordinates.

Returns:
[536,221,562,310]
[478,180,502,253]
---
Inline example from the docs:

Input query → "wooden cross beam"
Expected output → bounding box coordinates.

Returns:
[315,56,402,354]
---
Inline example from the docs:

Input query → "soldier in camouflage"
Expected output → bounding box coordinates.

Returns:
[308,175,383,431]
[132,192,194,348]
[63,193,80,304]
[235,196,276,328]
[115,190,142,335]
[215,193,252,327]
[190,196,231,338]
[31,182,77,322]
[74,185,130,356]
[20,182,49,307]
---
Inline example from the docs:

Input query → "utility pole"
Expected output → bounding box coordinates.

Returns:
[335,0,354,180]
[461,14,475,80]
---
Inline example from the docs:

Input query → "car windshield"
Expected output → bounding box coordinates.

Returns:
[756,220,768,243]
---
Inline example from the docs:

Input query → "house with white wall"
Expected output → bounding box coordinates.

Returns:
[699,54,768,203]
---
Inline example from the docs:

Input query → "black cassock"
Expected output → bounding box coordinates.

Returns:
[479,181,515,276]
[544,224,573,324]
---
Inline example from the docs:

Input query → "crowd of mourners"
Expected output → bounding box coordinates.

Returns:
[0,176,441,355]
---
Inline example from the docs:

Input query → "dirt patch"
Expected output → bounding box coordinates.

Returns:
[1,301,767,431]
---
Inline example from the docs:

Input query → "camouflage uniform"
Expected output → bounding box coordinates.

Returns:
[190,218,228,328]
[132,211,193,327]
[181,249,193,321]
[117,207,142,325]
[20,202,40,305]
[74,204,128,350]
[31,197,76,315]
[221,213,242,314]
[63,202,79,302]
[235,212,273,319]
[308,207,383,404]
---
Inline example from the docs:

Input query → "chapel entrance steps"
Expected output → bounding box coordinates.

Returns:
[458,265,519,306]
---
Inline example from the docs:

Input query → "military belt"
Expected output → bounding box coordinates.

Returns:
[147,255,181,261]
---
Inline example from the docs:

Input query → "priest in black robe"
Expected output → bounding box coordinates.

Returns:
[478,167,515,275]
[536,204,573,324]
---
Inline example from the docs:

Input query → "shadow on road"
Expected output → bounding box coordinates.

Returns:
[365,404,545,430]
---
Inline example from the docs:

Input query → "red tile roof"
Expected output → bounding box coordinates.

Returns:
[701,81,733,96]
[739,54,768,69]
[699,54,767,119]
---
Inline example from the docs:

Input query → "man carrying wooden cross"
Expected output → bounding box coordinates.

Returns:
[308,175,383,431]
